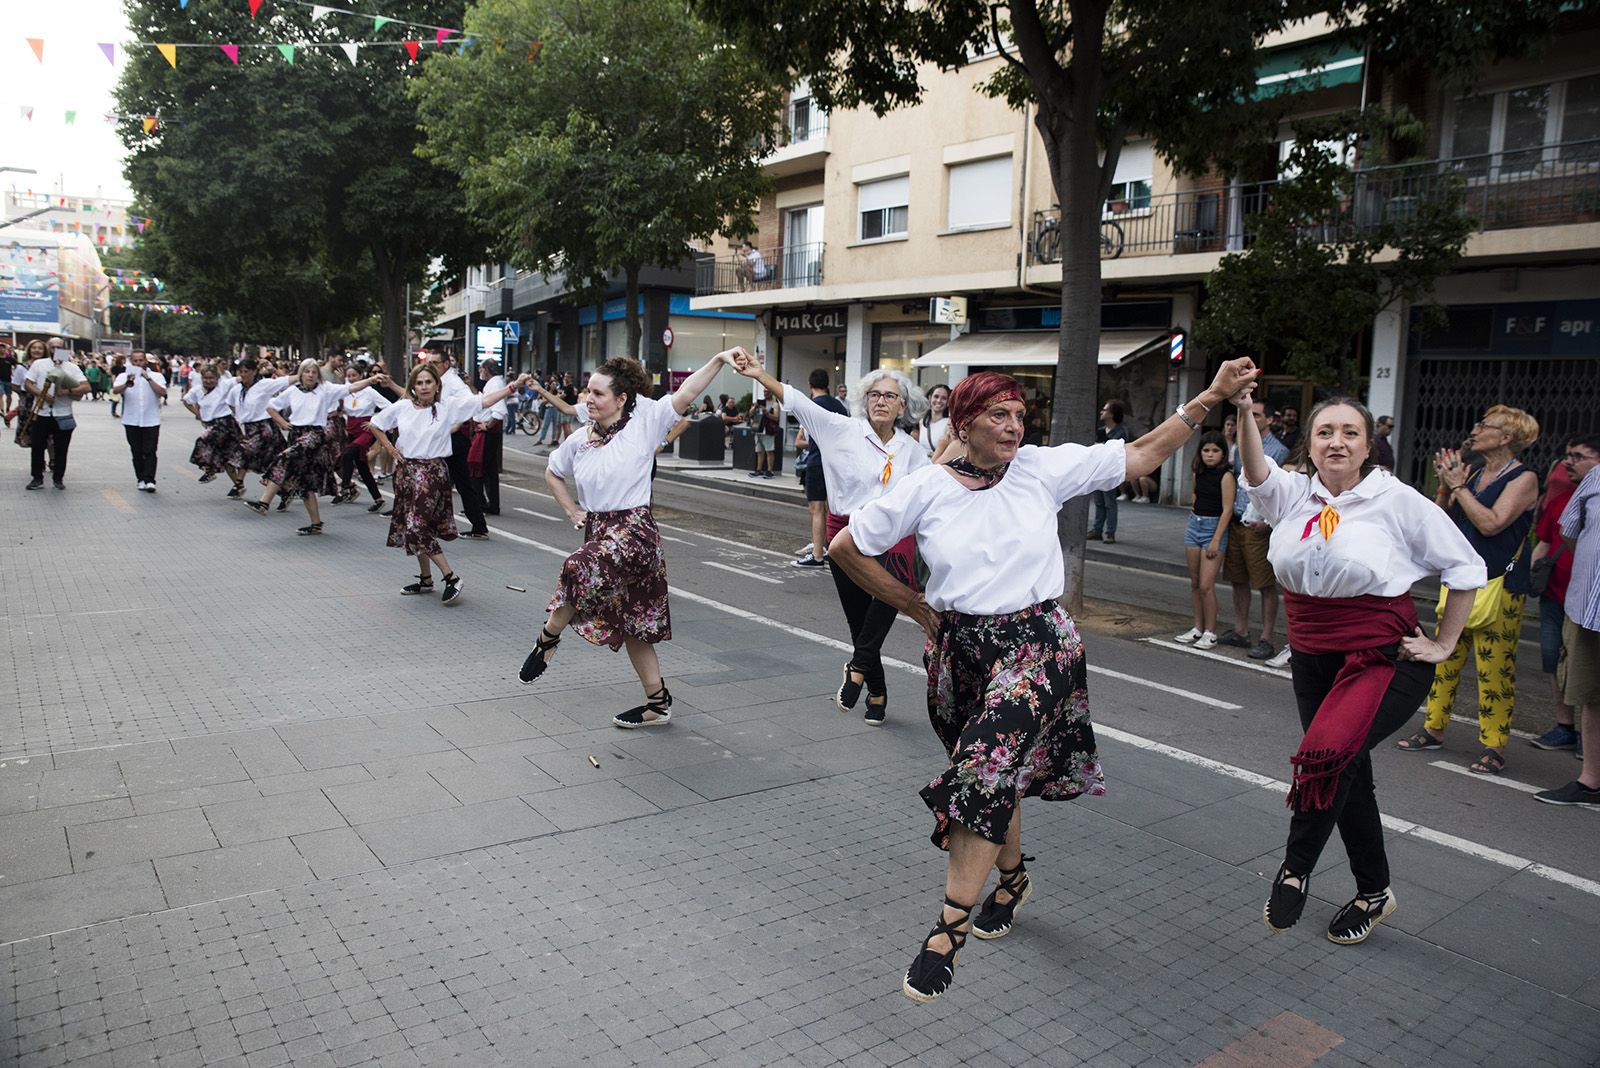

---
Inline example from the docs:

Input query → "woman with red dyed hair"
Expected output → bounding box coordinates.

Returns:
[833,359,1259,1002]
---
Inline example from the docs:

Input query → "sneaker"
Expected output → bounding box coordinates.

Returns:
[462,530,489,540]
[441,574,463,605]
[26,477,44,490]
[794,542,815,558]
[141,482,156,493]
[1327,887,1397,945]
[747,471,764,479]
[1174,628,1202,644]
[1132,495,1151,503]
[1530,724,1579,751]
[1266,646,1292,669]
[1194,631,1219,650]
[1086,531,1102,541]
[1533,780,1600,807]
[1247,640,1277,660]
[1116,493,1130,501]
[1217,629,1251,649]
[791,556,827,569]
[1101,533,1115,544]
[1263,866,1308,933]
[53,479,65,491]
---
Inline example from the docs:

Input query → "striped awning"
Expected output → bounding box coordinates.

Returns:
[1253,39,1364,100]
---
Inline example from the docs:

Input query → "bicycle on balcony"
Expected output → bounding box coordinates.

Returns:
[1034,207,1124,263]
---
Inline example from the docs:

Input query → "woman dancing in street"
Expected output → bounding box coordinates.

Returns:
[231,357,294,499]
[182,363,243,492]
[1235,392,1484,945]
[517,351,734,728]
[366,364,530,604]
[245,359,388,534]
[831,359,1258,1002]
[730,353,929,725]
[333,364,392,512]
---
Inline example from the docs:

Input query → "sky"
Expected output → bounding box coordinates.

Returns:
[1,0,136,202]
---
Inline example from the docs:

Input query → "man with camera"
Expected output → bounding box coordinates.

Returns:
[23,338,90,491]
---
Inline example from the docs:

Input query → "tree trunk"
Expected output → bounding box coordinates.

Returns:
[372,242,408,376]
[624,264,642,359]
[298,301,317,365]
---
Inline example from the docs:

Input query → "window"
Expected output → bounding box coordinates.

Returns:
[857,175,909,241]
[946,156,1012,230]
[1447,73,1600,175]
[1104,141,1153,213]
[788,78,826,143]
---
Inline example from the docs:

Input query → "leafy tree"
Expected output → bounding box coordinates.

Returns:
[698,0,1573,609]
[411,0,785,364]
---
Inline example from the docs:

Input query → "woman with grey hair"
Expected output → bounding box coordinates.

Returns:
[732,356,929,725]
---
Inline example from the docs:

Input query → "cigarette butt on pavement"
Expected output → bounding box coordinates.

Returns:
[506,585,526,592]
[587,755,600,769]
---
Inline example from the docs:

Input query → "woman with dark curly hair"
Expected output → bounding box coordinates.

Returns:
[518,350,735,728]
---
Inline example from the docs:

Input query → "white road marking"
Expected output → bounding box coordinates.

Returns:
[513,507,560,522]
[482,521,1600,901]
[1091,667,1243,710]
[1427,760,1599,811]
[1142,637,1292,679]
[701,561,784,586]
[654,521,797,559]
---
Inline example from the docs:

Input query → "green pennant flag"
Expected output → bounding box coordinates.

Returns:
[277,43,295,64]
[65,110,77,124]
[374,16,392,30]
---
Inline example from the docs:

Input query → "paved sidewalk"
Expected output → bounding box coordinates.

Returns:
[2,414,1597,1067]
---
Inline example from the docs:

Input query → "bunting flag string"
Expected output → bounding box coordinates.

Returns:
[13,37,506,67]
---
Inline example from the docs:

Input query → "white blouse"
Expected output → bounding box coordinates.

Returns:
[233,376,295,423]
[919,417,950,455]
[371,394,484,460]
[474,375,507,425]
[1242,460,1486,598]
[780,386,928,516]
[184,376,236,421]
[546,395,681,513]
[342,387,391,418]
[851,441,1127,615]
[269,382,347,428]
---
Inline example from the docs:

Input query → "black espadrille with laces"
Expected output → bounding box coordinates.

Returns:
[971,855,1033,940]
[1327,887,1397,945]
[903,898,974,1003]
[1263,865,1308,933]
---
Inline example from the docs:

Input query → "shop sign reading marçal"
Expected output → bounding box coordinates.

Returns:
[772,306,847,336]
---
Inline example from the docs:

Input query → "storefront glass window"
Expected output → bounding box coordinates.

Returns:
[873,322,951,389]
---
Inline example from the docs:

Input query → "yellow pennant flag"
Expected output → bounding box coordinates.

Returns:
[157,43,177,68]
[1317,504,1340,540]
[142,116,158,134]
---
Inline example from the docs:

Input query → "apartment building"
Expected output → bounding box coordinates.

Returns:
[690,14,1600,497]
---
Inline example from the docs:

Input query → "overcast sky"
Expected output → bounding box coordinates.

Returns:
[1,0,135,202]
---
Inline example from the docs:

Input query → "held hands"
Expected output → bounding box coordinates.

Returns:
[1209,357,1260,405]
[1399,626,1453,663]
[727,347,763,378]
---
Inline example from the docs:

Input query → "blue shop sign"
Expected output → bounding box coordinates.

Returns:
[1410,299,1600,357]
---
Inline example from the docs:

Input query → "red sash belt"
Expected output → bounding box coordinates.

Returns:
[827,512,918,592]
[1281,590,1419,812]
[467,422,488,478]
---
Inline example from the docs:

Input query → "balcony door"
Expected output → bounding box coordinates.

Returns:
[784,206,823,287]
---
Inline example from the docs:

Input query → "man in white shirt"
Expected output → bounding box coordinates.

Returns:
[113,350,169,492]
[24,338,90,490]
[474,358,508,515]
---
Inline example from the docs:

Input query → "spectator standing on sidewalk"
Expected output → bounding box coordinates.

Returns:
[23,338,90,490]
[1528,434,1599,757]
[918,383,951,456]
[1088,399,1129,543]
[113,350,167,493]
[1373,415,1396,471]
[745,395,779,479]
[793,369,848,569]
[1397,405,1540,775]
[1175,431,1235,649]
[1537,462,1600,806]
[1219,399,1289,661]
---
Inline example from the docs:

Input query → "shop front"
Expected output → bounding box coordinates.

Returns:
[772,304,848,394]
[873,321,954,391]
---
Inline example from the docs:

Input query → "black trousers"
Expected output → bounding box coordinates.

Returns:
[339,443,381,499]
[30,417,74,480]
[448,429,486,533]
[479,430,503,514]
[826,557,900,697]
[1283,647,1435,892]
[124,424,160,484]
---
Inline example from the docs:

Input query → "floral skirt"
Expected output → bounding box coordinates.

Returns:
[387,458,457,557]
[921,599,1104,850]
[549,506,670,651]
[237,420,283,474]
[189,417,241,474]
[267,425,331,499]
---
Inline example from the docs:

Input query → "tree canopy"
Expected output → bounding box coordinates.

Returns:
[411,0,785,362]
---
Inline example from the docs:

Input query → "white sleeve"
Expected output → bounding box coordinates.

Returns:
[371,402,402,434]
[546,435,577,481]
[268,390,294,413]
[850,470,935,557]
[633,396,682,443]
[1027,440,1127,504]
[443,393,482,427]
[1238,458,1309,528]
[148,372,165,389]
[183,385,203,406]
[226,382,242,411]
[574,402,592,425]
[371,389,392,411]
[781,387,855,453]
[1400,486,1488,590]
[111,371,128,389]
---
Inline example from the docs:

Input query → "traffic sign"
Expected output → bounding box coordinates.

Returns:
[662,326,675,348]
[498,320,520,343]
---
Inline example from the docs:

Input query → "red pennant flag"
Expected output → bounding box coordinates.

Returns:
[527,40,542,62]
[404,40,420,62]
[249,0,264,15]
[220,44,239,64]
[435,28,454,45]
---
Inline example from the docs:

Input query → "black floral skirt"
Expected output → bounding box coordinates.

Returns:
[267,425,331,499]
[387,458,457,557]
[549,506,670,650]
[921,600,1105,850]
[189,417,241,474]
[237,420,283,474]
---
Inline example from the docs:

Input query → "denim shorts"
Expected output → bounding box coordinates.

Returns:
[1185,513,1229,550]
[1540,595,1566,675]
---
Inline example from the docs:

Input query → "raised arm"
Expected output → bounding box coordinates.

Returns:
[528,380,577,417]
[1233,380,1271,489]
[1124,358,1259,479]
[669,352,735,415]
[478,373,532,409]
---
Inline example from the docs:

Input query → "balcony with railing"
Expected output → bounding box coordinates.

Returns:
[1028,138,1600,267]
[695,241,824,298]
[762,99,830,177]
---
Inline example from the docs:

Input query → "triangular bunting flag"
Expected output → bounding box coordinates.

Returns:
[249,0,264,16]
[374,16,392,31]
[180,0,189,7]
[20,106,33,121]
[26,38,43,64]
[340,42,359,65]
[65,110,76,124]
[220,44,239,64]
[99,42,115,64]
[157,43,177,68]
[435,28,454,45]
[457,38,475,54]
[403,40,420,62]
[142,116,158,134]
[527,41,542,62]
[137,221,147,234]
[277,44,295,64]
[311,4,334,19]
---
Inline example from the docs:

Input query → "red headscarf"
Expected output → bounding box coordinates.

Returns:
[947,371,1024,437]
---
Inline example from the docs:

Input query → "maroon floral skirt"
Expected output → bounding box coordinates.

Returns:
[189,417,241,474]
[268,425,331,499]
[549,506,670,650]
[387,458,457,557]
[921,600,1104,851]
[237,420,283,474]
